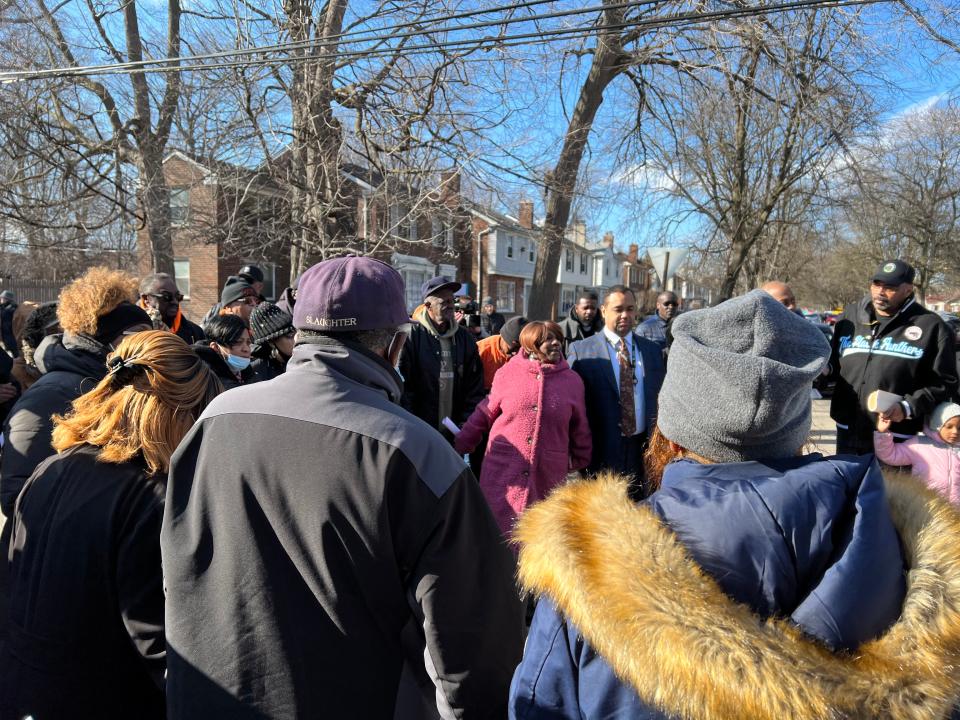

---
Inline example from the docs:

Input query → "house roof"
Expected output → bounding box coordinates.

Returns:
[462,198,538,234]
[163,150,282,193]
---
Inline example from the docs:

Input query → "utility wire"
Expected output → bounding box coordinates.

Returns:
[0,0,671,81]
[0,0,890,83]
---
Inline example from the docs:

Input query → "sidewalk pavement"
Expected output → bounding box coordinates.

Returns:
[808,397,837,455]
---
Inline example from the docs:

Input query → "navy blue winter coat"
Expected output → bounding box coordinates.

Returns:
[510,455,960,720]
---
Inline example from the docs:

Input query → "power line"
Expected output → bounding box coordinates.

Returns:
[0,0,669,82]
[0,0,890,83]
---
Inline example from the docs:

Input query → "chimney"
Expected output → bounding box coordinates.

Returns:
[439,169,460,207]
[573,220,586,245]
[628,243,638,263]
[518,199,534,229]
[603,231,615,248]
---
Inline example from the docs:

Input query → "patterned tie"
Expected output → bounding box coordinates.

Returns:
[618,338,636,437]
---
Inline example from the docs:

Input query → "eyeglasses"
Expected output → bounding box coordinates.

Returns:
[661,301,678,307]
[149,292,183,303]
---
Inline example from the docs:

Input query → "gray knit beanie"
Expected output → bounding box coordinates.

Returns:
[658,290,831,463]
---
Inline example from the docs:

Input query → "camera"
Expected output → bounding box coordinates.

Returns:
[456,299,482,329]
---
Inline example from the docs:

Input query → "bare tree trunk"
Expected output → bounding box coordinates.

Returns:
[138,144,175,274]
[527,7,626,321]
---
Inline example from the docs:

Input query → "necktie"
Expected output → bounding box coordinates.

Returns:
[618,338,636,437]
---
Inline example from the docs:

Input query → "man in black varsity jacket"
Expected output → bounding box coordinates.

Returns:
[827,259,958,454]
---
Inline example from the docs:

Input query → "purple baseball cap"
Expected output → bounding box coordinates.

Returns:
[293,256,409,332]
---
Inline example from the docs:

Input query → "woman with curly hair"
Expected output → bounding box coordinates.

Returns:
[0,330,221,720]
[0,267,152,517]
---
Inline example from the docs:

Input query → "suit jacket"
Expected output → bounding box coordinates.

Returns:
[567,332,665,473]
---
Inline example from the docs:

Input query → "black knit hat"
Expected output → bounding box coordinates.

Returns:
[250,302,294,344]
[221,276,257,306]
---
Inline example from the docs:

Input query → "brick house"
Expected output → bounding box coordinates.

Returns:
[138,154,473,318]
[617,243,656,313]
[136,151,292,320]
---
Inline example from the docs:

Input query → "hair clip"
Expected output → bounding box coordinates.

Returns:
[107,355,144,385]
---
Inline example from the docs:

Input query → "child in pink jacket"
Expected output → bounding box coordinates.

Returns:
[874,401,960,505]
[455,321,592,538]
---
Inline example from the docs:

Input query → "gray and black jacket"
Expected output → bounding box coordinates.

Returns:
[161,337,524,720]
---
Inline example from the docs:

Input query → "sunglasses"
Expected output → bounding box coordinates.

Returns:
[150,291,184,303]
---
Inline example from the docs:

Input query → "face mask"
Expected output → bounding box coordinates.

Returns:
[225,353,251,372]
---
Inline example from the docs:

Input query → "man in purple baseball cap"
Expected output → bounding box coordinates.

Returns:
[163,256,524,720]
[399,275,485,441]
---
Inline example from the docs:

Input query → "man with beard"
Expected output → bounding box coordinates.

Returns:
[138,273,205,344]
[637,291,679,353]
[827,259,957,454]
[558,290,602,347]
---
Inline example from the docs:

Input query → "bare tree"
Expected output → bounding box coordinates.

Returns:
[834,101,960,302]
[1,0,183,273]
[637,7,874,299]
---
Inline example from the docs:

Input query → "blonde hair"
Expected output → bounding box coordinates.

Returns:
[57,267,138,336]
[52,330,223,475]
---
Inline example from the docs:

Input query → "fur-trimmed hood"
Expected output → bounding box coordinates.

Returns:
[515,470,960,720]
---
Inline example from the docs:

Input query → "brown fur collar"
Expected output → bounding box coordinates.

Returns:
[515,471,960,720]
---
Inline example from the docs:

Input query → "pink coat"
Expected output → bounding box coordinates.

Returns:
[874,430,960,505]
[455,351,591,537]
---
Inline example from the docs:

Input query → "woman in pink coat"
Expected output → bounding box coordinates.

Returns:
[455,321,592,538]
[874,401,960,505]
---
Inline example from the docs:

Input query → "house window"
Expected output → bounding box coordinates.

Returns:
[561,288,576,315]
[565,249,573,272]
[431,217,444,247]
[400,269,430,310]
[529,241,535,263]
[174,258,190,298]
[580,253,587,274]
[170,188,189,226]
[496,280,515,313]
[445,223,455,252]
[389,205,411,240]
[523,281,532,314]
[506,236,514,259]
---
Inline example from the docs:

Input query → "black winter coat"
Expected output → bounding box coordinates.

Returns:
[0,302,18,357]
[0,444,166,720]
[174,316,205,345]
[191,343,256,391]
[829,296,958,451]
[1,332,108,516]
[558,305,603,347]
[399,321,485,431]
[480,311,506,335]
[249,344,286,383]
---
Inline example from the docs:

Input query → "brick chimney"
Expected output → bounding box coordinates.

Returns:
[603,231,615,248]
[439,169,460,207]
[628,243,638,263]
[518,200,534,229]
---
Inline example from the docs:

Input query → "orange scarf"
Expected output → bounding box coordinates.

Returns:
[138,299,182,333]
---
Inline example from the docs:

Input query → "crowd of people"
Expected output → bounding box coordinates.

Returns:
[0,255,957,719]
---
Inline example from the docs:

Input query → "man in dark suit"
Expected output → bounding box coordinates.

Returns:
[567,285,665,498]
